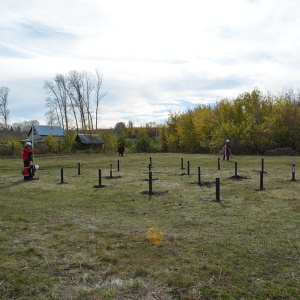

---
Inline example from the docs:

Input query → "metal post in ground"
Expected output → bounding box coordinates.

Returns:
[260,171,264,190]
[149,164,152,194]
[235,162,238,177]
[218,158,220,170]
[98,169,102,187]
[181,158,184,170]
[216,178,220,202]
[292,164,296,181]
[187,161,190,175]
[110,164,113,179]
[148,157,152,172]
[117,159,120,171]
[261,158,264,173]
[61,168,64,184]
[198,166,201,185]
[78,163,81,175]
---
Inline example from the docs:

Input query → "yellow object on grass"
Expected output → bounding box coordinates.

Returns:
[146,227,163,245]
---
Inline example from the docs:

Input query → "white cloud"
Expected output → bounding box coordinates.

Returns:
[0,0,300,128]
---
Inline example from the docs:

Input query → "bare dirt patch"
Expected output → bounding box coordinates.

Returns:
[141,190,169,196]
[230,175,250,181]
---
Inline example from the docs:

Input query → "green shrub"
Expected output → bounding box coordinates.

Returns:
[135,131,152,152]
[1,138,23,155]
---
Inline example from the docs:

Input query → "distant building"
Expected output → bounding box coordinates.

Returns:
[75,133,105,149]
[24,125,65,144]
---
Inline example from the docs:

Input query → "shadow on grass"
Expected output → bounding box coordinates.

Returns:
[141,190,169,197]
[0,178,38,189]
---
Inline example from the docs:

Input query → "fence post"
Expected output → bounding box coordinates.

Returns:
[187,161,190,175]
[98,169,102,187]
[292,164,296,181]
[218,158,220,170]
[110,164,113,179]
[198,166,201,185]
[260,171,264,190]
[216,178,220,202]
[149,164,152,194]
[61,168,64,184]
[78,163,81,175]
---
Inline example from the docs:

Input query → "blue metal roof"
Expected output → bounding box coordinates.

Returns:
[28,125,65,137]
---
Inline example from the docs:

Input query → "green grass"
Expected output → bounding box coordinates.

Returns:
[0,153,299,299]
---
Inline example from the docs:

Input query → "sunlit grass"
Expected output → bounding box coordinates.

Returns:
[0,153,299,299]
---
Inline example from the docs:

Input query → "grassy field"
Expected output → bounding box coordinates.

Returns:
[0,153,299,299]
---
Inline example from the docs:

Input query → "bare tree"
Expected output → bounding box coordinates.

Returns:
[94,69,107,130]
[68,89,79,132]
[45,69,107,131]
[45,97,62,127]
[11,120,39,132]
[82,71,94,130]
[44,74,72,131]
[0,86,10,136]
[68,70,87,130]
[44,80,65,129]
[114,121,126,134]
[54,74,70,131]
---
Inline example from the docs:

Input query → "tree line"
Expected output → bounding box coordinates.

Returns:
[2,81,300,155]
[158,89,300,154]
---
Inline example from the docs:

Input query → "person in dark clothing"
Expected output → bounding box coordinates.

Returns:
[118,145,125,156]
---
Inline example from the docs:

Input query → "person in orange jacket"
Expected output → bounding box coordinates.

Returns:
[22,142,34,180]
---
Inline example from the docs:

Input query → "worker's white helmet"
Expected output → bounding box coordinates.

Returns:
[35,165,39,170]
[226,139,230,143]
[26,142,32,146]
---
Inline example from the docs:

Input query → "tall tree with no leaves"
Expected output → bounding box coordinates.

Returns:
[68,70,87,130]
[54,74,70,131]
[0,86,10,136]
[44,69,107,131]
[82,71,94,130]
[94,69,107,130]
[44,74,71,131]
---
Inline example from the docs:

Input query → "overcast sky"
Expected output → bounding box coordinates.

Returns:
[1,0,299,128]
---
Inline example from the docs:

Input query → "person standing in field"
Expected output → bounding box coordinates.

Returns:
[22,142,34,180]
[118,145,125,156]
[223,139,232,161]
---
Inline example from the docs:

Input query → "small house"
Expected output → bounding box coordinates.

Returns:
[75,134,105,149]
[25,125,65,144]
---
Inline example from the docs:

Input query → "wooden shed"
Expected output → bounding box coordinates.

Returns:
[75,134,105,149]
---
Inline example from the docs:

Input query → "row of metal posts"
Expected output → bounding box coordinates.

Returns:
[59,158,296,201]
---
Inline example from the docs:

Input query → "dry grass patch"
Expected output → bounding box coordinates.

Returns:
[0,153,299,299]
